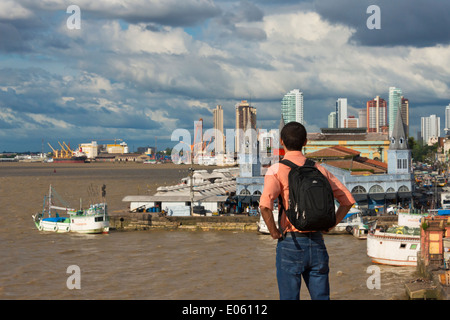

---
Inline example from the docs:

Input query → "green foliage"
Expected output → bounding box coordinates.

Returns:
[408,137,438,163]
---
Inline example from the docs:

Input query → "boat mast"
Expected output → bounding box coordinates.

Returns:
[48,185,52,217]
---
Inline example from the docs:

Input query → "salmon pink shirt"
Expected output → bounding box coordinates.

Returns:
[259,151,356,233]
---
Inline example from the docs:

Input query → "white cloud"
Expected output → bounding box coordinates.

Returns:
[0,0,34,20]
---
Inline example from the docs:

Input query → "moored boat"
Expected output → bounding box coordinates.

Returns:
[32,185,109,234]
[366,212,427,266]
[352,223,369,239]
[329,204,365,235]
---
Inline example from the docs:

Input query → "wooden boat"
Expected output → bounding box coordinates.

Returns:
[32,185,109,234]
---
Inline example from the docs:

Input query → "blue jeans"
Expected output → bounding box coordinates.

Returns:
[276,232,330,300]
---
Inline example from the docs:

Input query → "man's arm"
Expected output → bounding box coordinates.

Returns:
[260,206,282,240]
[335,204,353,225]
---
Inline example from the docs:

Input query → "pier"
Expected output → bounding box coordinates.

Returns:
[109,212,400,233]
[109,213,259,232]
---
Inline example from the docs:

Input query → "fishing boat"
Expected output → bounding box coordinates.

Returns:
[366,212,427,266]
[32,185,109,234]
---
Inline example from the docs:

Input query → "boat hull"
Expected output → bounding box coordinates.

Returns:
[367,232,420,266]
[37,220,71,233]
[33,211,109,234]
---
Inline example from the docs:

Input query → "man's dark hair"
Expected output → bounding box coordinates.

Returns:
[280,122,307,151]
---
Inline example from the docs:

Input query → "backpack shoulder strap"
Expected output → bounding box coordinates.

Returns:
[304,159,315,167]
[279,159,298,169]
[279,158,315,168]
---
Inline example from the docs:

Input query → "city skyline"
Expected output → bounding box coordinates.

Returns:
[1,1,450,152]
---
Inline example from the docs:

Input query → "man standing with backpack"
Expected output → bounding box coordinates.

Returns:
[259,122,355,300]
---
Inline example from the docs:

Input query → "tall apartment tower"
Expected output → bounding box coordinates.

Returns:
[335,98,347,128]
[366,96,387,133]
[389,87,402,136]
[358,109,367,128]
[235,100,256,153]
[328,112,337,128]
[281,89,304,124]
[400,97,409,137]
[421,114,440,145]
[445,104,450,135]
[212,105,224,153]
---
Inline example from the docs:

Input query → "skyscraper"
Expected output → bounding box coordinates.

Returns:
[281,89,304,124]
[389,87,402,136]
[358,109,367,128]
[445,104,450,135]
[235,100,256,153]
[366,96,387,133]
[421,115,440,145]
[212,105,224,153]
[335,98,347,128]
[400,97,409,137]
[328,112,337,128]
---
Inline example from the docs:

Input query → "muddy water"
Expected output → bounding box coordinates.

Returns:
[0,163,417,300]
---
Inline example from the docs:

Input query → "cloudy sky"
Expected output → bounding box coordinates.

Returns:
[1,0,449,152]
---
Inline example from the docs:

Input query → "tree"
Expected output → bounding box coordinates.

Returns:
[409,137,438,163]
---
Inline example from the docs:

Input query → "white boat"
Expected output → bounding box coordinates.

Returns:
[32,185,109,234]
[366,212,427,266]
[330,204,365,234]
[352,223,370,239]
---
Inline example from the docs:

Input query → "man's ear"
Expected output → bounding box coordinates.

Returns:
[303,138,308,146]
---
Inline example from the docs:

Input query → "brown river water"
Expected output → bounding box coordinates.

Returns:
[0,163,417,300]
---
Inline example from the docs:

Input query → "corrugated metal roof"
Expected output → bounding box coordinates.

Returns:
[122,195,229,202]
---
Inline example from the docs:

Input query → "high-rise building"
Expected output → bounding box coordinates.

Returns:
[445,104,450,135]
[421,114,440,145]
[335,98,347,128]
[366,96,387,133]
[400,97,409,137]
[281,89,304,124]
[212,105,224,153]
[328,112,337,128]
[235,100,256,153]
[389,87,402,136]
[358,109,367,129]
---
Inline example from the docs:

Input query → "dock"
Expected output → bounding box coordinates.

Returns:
[109,213,259,232]
[406,256,450,300]
[405,279,438,300]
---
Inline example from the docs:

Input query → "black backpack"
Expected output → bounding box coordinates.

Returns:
[278,159,336,232]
